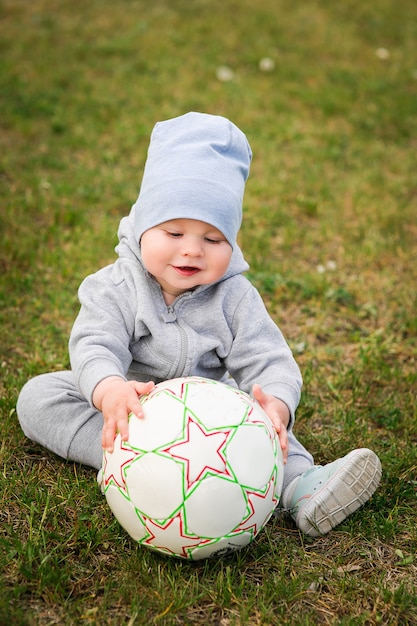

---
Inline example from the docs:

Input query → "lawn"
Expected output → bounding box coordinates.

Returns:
[1,0,416,624]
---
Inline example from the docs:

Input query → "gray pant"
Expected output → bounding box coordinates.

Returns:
[16,371,314,494]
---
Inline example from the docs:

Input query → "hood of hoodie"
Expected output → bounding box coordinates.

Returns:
[115,206,249,284]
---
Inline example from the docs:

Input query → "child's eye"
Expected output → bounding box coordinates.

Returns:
[205,237,221,244]
[167,231,182,238]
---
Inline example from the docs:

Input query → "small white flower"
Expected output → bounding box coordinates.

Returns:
[375,48,390,60]
[259,57,275,72]
[293,342,306,355]
[317,260,337,273]
[216,66,234,82]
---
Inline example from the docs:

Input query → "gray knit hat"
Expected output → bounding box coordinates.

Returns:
[133,112,252,247]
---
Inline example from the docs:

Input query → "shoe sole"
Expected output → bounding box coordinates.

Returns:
[295,448,382,537]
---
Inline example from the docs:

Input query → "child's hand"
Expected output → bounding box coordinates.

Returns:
[93,377,155,452]
[252,384,290,462]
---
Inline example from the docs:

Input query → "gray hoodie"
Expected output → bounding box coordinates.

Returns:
[69,210,302,425]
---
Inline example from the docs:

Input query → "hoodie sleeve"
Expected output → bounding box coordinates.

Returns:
[224,282,302,426]
[69,266,136,405]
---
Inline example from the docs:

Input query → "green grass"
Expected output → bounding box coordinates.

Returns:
[1,0,417,623]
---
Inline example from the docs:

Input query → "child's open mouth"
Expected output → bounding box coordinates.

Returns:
[173,266,201,277]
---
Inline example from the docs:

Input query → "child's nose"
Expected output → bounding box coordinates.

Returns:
[181,237,203,257]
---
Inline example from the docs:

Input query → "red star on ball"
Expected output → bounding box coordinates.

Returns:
[165,417,231,486]
[143,513,205,557]
[239,479,279,535]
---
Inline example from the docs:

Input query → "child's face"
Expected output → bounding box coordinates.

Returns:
[140,218,233,304]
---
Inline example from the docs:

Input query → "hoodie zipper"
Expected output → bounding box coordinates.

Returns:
[162,294,190,379]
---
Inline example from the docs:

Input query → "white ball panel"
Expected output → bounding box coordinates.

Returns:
[105,485,147,541]
[128,395,185,450]
[127,453,184,519]
[185,383,248,428]
[185,476,246,537]
[227,424,275,489]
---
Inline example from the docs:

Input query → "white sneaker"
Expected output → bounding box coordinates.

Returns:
[281,448,382,537]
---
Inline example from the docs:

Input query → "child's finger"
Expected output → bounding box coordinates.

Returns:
[279,428,288,463]
[251,383,264,405]
[118,415,130,442]
[102,419,117,452]
[131,380,155,398]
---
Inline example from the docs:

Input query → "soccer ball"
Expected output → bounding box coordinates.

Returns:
[102,376,284,560]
